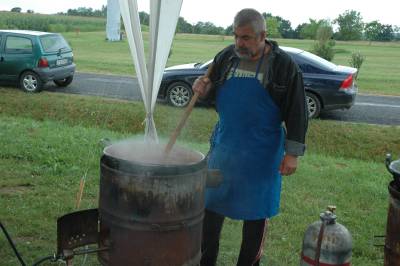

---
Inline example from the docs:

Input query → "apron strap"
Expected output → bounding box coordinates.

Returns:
[255,44,266,79]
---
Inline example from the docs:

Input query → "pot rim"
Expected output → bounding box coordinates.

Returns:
[101,142,206,176]
[389,160,400,176]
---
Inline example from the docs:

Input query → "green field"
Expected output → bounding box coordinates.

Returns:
[0,11,106,32]
[0,90,399,265]
[62,31,400,96]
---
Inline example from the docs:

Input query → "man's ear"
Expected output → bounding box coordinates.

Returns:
[259,31,266,41]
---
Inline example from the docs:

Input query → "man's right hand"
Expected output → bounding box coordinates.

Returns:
[192,76,212,98]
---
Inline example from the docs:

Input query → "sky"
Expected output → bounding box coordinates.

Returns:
[0,0,399,28]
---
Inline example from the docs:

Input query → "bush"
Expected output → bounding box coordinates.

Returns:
[311,23,335,61]
[349,52,365,78]
[312,40,335,61]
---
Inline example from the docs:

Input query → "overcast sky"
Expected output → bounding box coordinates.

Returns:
[0,0,398,28]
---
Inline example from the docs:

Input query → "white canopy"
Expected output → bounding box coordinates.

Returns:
[118,0,183,142]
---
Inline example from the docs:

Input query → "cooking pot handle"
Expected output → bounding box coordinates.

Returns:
[386,154,395,175]
[206,169,223,188]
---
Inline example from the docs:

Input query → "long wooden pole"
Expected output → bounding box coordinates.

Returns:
[164,64,213,155]
[164,91,200,155]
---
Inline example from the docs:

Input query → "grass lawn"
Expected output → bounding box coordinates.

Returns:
[62,31,400,96]
[1,90,399,265]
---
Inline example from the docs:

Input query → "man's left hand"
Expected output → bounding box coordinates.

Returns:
[279,154,298,176]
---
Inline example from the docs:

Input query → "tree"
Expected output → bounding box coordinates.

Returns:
[193,22,204,34]
[266,17,281,38]
[27,9,34,14]
[278,18,295,38]
[262,13,294,39]
[203,22,224,35]
[334,10,364,40]
[93,5,106,17]
[316,21,334,43]
[225,25,233,35]
[394,26,400,41]
[11,7,22,12]
[294,23,307,39]
[364,21,381,42]
[66,6,105,17]
[379,24,394,41]
[364,21,394,42]
[176,17,193,33]
[312,21,335,61]
[139,11,149,25]
[299,19,322,39]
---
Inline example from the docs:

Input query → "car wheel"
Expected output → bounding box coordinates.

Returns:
[166,82,193,107]
[20,71,43,93]
[54,76,73,87]
[306,92,321,119]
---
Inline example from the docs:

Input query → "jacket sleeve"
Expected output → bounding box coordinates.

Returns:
[283,61,308,156]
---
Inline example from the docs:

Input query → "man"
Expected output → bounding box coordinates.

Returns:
[193,8,308,266]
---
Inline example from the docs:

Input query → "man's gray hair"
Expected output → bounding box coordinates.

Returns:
[233,8,266,35]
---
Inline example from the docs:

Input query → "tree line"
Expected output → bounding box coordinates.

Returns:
[59,6,107,18]
[8,6,400,42]
[140,10,399,42]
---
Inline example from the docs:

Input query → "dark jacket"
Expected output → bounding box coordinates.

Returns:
[205,40,308,156]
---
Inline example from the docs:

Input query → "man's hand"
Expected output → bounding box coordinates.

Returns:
[192,76,212,98]
[279,154,298,176]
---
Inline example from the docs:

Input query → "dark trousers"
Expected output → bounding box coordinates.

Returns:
[200,209,268,266]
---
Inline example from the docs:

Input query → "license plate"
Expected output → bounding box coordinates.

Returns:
[56,58,68,66]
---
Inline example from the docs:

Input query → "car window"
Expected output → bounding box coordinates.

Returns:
[291,54,321,73]
[40,34,71,53]
[5,36,33,54]
[298,51,337,71]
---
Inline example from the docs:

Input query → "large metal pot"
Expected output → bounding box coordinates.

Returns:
[384,154,400,266]
[97,140,208,266]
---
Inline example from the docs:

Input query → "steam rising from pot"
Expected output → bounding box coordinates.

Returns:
[103,139,204,166]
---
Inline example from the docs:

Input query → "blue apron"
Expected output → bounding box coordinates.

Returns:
[206,56,285,220]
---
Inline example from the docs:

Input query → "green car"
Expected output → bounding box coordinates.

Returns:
[0,30,75,92]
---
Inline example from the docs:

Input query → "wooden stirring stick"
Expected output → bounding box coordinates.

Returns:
[164,64,214,155]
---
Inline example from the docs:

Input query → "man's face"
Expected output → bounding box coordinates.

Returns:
[233,24,265,60]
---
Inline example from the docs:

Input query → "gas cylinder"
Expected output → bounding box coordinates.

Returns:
[300,206,352,266]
